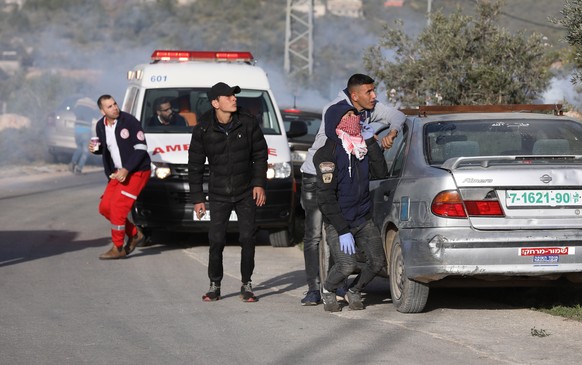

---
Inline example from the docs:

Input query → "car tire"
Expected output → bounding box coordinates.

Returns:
[389,233,429,313]
[269,229,292,247]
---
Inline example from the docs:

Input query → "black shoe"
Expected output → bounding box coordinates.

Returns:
[240,282,258,302]
[347,288,364,310]
[322,289,341,312]
[202,282,221,302]
[301,290,322,306]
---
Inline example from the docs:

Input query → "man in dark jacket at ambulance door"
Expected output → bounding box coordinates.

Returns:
[314,100,388,312]
[188,82,268,303]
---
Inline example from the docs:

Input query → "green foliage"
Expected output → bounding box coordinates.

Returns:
[363,0,551,106]
[552,0,582,84]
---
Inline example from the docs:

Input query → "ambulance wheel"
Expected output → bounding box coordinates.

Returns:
[138,227,152,247]
[269,229,292,247]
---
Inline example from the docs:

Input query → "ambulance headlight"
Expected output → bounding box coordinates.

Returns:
[267,162,292,179]
[151,162,171,179]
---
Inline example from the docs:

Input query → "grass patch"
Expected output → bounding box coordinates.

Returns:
[496,286,582,322]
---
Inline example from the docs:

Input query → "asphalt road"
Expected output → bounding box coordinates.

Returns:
[1,166,582,365]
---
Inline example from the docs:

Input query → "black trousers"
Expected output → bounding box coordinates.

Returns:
[323,219,386,292]
[208,194,257,284]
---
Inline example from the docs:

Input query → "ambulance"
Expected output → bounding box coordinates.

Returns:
[121,50,296,247]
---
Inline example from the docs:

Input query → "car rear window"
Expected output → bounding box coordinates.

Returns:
[425,118,582,165]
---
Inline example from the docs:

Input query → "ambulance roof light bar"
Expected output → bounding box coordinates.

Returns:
[151,50,255,64]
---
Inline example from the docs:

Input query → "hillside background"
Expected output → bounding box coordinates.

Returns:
[0,0,575,165]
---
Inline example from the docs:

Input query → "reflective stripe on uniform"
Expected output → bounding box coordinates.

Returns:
[121,190,138,200]
[111,224,125,231]
[134,144,147,151]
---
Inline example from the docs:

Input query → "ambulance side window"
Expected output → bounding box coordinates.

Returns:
[123,87,139,114]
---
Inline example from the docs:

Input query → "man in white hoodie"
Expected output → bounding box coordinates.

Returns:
[298,73,405,306]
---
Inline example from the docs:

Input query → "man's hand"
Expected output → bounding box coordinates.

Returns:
[109,168,129,183]
[194,202,206,220]
[380,129,399,149]
[253,187,266,207]
[339,233,356,255]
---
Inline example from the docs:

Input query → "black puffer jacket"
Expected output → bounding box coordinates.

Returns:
[188,107,268,203]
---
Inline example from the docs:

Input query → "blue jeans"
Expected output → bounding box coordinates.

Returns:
[323,219,385,292]
[301,173,322,292]
[208,194,257,284]
[71,127,91,170]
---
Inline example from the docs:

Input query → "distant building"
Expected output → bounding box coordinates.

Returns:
[0,50,21,75]
[1,0,25,11]
[293,0,326,18]
[327,0,363,18]
[384,0,404,7]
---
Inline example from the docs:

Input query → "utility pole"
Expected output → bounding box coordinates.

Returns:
[427,0,432,26]
[284,0,314,80]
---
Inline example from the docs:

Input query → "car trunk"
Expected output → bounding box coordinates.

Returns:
[442,156,582,230]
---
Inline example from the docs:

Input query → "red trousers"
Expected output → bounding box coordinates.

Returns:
[99,170,150,248]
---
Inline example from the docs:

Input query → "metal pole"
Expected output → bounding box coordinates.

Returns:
[427,0,432,27]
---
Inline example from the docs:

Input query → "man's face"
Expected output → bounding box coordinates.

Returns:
[212,94,237,113]
[156,102,174,122]
[99,98,120,121]
[351,83,377,111]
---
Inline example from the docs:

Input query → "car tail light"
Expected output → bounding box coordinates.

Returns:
[431,190,505,218]
[431,190,467,218]
[464,201,504,216]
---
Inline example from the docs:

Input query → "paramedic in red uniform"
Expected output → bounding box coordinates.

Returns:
[89,94,151,260]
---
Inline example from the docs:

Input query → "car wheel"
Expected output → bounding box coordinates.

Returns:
[269,229,292,247]
[389,233,429,313]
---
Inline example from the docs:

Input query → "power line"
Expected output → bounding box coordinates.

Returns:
[470,0,565,30]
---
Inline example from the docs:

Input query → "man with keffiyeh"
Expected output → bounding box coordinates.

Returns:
[298,74,404,307]
[313,100,389,312]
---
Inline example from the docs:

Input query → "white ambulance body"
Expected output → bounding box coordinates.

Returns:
[122,50,295,247]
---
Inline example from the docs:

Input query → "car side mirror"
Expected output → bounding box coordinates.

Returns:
[286,120,308,138]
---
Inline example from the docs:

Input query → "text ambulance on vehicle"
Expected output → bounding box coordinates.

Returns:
[121,50,296,247]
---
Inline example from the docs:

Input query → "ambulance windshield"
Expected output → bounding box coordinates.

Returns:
[141,88,281,135]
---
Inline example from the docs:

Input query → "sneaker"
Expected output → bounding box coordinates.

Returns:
[346,288,364,310]
[322,289,341,312]
[202,282,221,302]
[301,290,322,306]
[240,282,258,302]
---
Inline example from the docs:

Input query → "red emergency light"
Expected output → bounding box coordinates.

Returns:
[282,108,302,114]
[151,50,254,63]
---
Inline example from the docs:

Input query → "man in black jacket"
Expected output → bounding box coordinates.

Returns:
[314,100,388,312]
[188,82,268,303]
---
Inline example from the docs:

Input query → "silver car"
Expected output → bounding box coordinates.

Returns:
[45,95,98,162]
[365,104,582,313]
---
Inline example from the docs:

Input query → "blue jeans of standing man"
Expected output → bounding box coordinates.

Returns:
[71,125,91,173]
[323,219,386,293]
[301,173,323,292]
